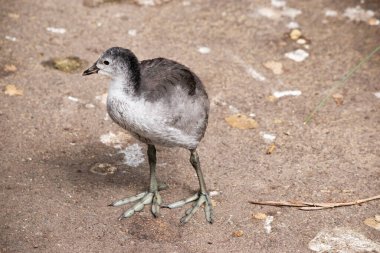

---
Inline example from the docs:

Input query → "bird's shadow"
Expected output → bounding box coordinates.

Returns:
[45,141,195,196]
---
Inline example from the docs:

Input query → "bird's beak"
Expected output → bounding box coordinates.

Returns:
[82,63,99,76]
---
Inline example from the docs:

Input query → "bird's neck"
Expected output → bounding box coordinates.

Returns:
[109,53,141,97]
[109,77,137,100]
[111,68,141,96]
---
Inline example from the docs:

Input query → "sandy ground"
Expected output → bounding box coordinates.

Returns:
[1,0,380,252]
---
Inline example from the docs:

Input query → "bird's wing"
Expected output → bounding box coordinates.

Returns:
[139,58,200,100]
[139,58,209,136]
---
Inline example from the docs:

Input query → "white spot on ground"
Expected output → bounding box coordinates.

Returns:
[100,131,131,147]
[119,143,145,167]
[325,9,338,17]
[67,96,79,102]
[246,67,267,81]
[374,92,380,98]
[308,227,380,252]
[255,6,302,20]
[85,103,95,109]
[271,0,286,8]
[5,35,17,42]
[134,0,156,6]
[287,21,300,29]
[282,7,302,19]
[209,191,220,197]
[128,29,137,36]
[285,49,309,62]
[273,90,302,98]
[264,215,274,234]
[257,7,281,20]
[100,132,117,145]
[344,6,374,22]
[182,0,191,6]
[260,132,276,143]
[232,55,266,82]
[228,105,239,114]
[198,46,211,54]
[95,93,108,105]
[46,27,66,34]
[114,13,127,19]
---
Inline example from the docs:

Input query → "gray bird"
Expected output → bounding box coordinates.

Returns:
[83,47,213,224]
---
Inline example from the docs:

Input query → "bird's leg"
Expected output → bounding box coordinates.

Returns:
[165,149,213,224]
[109,144,163,219]
[147,144,162,217]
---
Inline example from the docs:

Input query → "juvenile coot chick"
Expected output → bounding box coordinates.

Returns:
[83,47,213,224]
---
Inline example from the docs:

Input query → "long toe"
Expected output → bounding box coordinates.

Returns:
[204,194,213,224]
[151,191,162,217]
[177,193,214,224]
[110,192,147,207]
[119,192,152,220]
[165,193,199,209]
[113,191,163,220]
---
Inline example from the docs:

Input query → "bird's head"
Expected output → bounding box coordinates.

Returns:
[82,47,139,80]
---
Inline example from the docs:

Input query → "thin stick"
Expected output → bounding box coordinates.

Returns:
[304,45,380,124]
[249,194,380,211]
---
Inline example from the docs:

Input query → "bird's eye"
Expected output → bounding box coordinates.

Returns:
[103,60,109,65]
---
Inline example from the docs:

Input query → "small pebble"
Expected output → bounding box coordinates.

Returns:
[325,9,338,17]
[253,212,267,220]
[285,49,309,62]
[67,96,79,102]
[3,64,17,72]
[5,35,17,42]
[332,93,344,105]
[296,38,307,45]
[198,47,210,54]
[260,132,276,143]
[273,90,302,98]
[290,29,302,40]
[368,18,380,26]
[266,143,276,154]
[128,29,137,36]
[232,230,244,237]
[209,190,220,197]
[287,21,299,29]
[46,27,66,34]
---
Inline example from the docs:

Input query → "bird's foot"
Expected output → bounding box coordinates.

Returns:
[165,192,213,224]
[110,190,163,220]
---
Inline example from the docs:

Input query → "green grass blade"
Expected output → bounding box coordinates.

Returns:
[304,45,380,124]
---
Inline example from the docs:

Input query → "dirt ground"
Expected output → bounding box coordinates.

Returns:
[1,0,379,252]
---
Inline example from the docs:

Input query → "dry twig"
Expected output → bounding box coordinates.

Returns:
[249,194,380,210]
